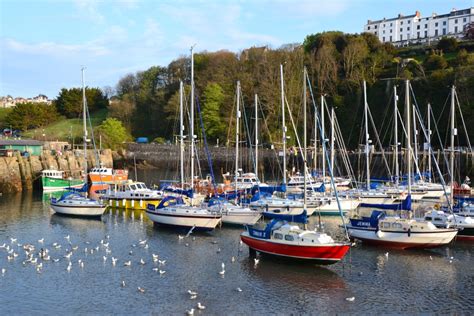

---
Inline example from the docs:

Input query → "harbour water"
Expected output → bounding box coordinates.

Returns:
[0,192,473,314]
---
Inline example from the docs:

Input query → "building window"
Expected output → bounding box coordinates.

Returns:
[417,25,420,30]
[368,26,371,30]
[435,22,438,27]
[455,26,458,33]
[382,36,385,42]
[407,27,410,31]
[443,21,446,26]
[424,30,428,37]
[400,34,403,40]
[443,28,446,35]
[464,18,467,23]
[390,35,392,41]
[401,21,404,25]
[400,28,403,32]
[417,31,420,38]
[425,24,428,29]
[383,30,385,34]
[390,29,393,33]
[408,20,411,24]
[375,25,377,29]
[383,24,385,27]
[455,19,458,24]
[375,31,377,35]
[390,22,393,26]
[435,29,438,36]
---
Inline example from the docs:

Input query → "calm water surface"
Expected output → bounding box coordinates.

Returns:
[0,192,473,315]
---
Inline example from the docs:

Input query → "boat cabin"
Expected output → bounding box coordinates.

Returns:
[42,170,64,179]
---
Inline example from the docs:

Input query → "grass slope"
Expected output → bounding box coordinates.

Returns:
[23,108,108,141]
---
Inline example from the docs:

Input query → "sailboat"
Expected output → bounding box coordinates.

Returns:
[346,80,458,249]
[146,48,221,230]
[240,67,351,264]
[50,68,106,217]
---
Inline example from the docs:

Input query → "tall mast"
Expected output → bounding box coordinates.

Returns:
[413,102,418,180]
[81,67,88,185]
[330,105,335,191]
[303,68,307,210]
[254,93,258,178]
[179,81,184,189]
[235,81,241,194]
[450,86,455,205]
[314,101,318,176]
[280,64,287,188]
[321,94,325,191]
[427,103,431,183]
[405,80,411,194]
[190,46,195,198]
[363,80,370,190]
[394,85,399,187]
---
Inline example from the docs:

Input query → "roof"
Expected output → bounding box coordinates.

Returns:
[0,139,44,146]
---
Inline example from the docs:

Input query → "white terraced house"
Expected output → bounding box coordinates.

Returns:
[364,7,474,47]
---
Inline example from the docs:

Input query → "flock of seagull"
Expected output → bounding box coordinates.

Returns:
[0,229,259,314]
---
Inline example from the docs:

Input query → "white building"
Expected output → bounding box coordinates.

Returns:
[0,94,52,108]
[364,7,474,46]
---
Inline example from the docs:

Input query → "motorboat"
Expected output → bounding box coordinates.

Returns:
[50,191,105,217]
[424,209,474,241]
[103,181,163,210]
[207,198,261,225]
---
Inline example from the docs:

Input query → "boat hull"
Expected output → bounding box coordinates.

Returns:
[146,209,221,230]
[240,233,350,264]
[106,198,161,211]
[50,204,105,217]
[42,177,83,192]
[347,226,458,249]
[221,212,261,226]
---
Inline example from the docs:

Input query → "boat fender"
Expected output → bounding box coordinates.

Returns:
[407,228,411,237]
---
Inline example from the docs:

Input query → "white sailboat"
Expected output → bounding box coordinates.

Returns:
[50,68,106,217]
[346,80,458,249]
[146,48,221,230]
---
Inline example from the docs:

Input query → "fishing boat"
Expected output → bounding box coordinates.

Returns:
[102,181,163,210]
[50,68,106,218]
[146,196,221,230]
[88,167,128,184]
[241,211,350,264]
[41,169,83,192]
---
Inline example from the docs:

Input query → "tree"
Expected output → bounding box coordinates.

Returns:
[96,118,132,150]
[342,36,368,80]
[108,95,136,130]
[454,49,474,67]
[55,87,108,118]
[6,102,59,131]
[201,83,226,142]
[424,54,448,71]
[437,37,458,53]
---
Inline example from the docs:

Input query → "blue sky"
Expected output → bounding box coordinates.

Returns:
[1,0,473,98]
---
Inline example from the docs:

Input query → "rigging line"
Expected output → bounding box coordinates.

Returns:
[334,115,357,186]
[429,104,450,180]
[305,73,349,241]
[454,90,473,155]
[409,84,452,211]
[396,108,422,179]
[367,105,392,177]
[241,91,256,173]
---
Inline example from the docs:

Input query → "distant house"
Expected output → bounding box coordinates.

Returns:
[0,139,44,156]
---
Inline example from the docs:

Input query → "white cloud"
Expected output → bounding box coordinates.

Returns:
[73,0,105,24]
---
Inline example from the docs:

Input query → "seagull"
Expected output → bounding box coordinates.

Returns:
[186,226,195,237]
[137,287,145,293]
[103,256,107,263]
[102,242,109,248]
[112,257,118,266]
[129,250,133,255]
[80,261,84,268]
[384,252,389,259]
[10,238,17,243]
[67,262,72,272]
[429,256,433,260]
[346,297,355,302]
[236,287,242,292]
[254,258,260,266]
[197,302,206,310]
[158,260,166,265]
[124,261,131,267]
[1,268,5,275]
[64,235,70,242]
[216,248,221,253]
[190,294,197,300]
[53,258,60,263]
[0,243,6,248]
[38,238,44,244]
[140,258,145,265]
[152,268,159,272]
[106,235,110,240]
[144,244,149,249]
[231,256,236,263]
[152,254,159,262]
[178,235,184,240]
[186,308,194,315]
[188,290,198,296]
[159,270,166,275]
[138,239,147,245]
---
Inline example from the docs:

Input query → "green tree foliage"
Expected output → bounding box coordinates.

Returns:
[424,54,448,71]
[55,87,108,118]
[201,83,226,142]
[96,118,132,150]
[437,37,458,52]
[6,102,59,131]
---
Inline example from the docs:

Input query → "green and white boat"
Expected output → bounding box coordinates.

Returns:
[41,170,83,192]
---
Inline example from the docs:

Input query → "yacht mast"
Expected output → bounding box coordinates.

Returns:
[413,103,418,179]
[180,81,184,189]
[330,105,335,191]
[280,64,287,189]
[427,103,431,183]
[81,67,88,194]
[363,80,370,190]
[405,80,411,194]
[235,81,241,195]
[254,93,258,178]
[303,67,307,211]
[190,46,195,200]
[394,85,399,187]
[450,86,455,205]
[321,94,325,193]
